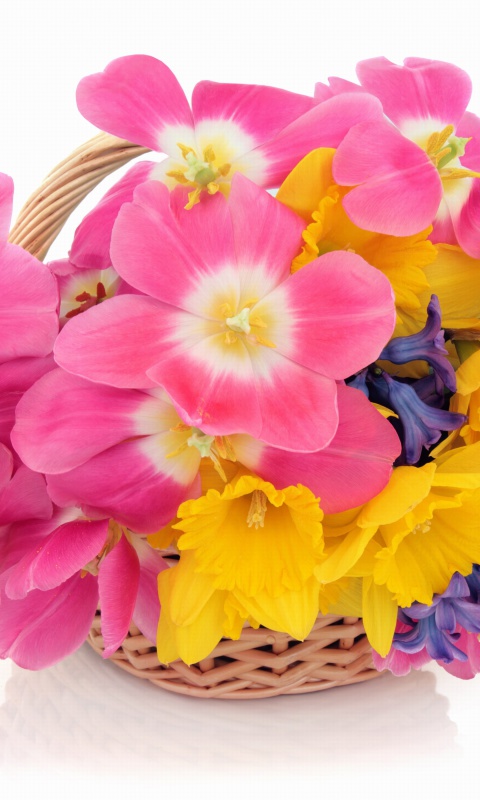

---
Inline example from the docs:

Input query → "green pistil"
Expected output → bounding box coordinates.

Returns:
[437,135,470,169]
[187,428,215,457]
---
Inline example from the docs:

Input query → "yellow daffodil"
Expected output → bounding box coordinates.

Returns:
[156,473,327,664]
[276,148,436,329]
[316,443,480,655]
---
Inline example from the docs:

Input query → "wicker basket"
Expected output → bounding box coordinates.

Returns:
[9,134,382,698]
[87,612,379,699]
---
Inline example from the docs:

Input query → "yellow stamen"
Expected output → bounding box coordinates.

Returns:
[82,520,124,576]
[249,315,267,329]
[214,435,237,462]
[166,441,189,459]
[203,145,216,163]
[207,181,220,195]
[425,125,454,162]
[166,170,189,184]
[209,451,228,482]
[185,187,202,210]
[253,334,276,349]
[218,163,231,177]
[170,422,192,432]
[225,330,238,344]
[220,302,233,317]
[247,490,268,529]
[177,142,195,160]
[441,167,480,180]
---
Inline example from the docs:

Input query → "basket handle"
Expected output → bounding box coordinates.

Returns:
[8,132,150,261]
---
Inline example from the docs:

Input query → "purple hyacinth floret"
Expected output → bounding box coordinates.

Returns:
[368,370,465,464]
[393,572,480,664]
[380,295,457,393]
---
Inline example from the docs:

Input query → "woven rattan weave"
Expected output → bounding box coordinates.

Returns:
[88,613,380,698]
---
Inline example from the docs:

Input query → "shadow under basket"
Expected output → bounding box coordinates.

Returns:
[87,613,382,699]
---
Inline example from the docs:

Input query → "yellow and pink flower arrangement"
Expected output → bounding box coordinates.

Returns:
[1,54,480,681]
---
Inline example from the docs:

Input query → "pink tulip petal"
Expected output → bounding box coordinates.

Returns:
[98,535,140,657]
[0,571,98,669]
[233,384,401,512]
[334,120,442,235]
[0,244,58,360]
[0,354,55,393]
[68,161,156,270]
[314,77,365,101]
[192,81,317,144]
[0,443,13,490]
[12,368,158,473]
[54,294,166,388]
[0,173,13,241]
[451,177,480,259]
[111,180,235,304]
[457,111,480,171]
[0,355,55,452]
[265,251,396,378]
[131,536,168,643]
[46,438,202,534]
[441,628,480,679]
[372,645,431,676]
[229,174,304,290]
[254,92,383,186]
[76,55,195,152]
[148,342,339,451]
[357,57,472,129]
[0,466,52,524]
[1,514,62,573]
[5,518,109,599]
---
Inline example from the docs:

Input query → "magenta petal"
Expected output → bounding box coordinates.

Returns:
[334,120,442,235]
[111,180,235,303]
[5,518,109,599]
[147,345,263,438]
[0,571,98,669]
[0,466,52,524]
[68,161,156,270]
[0,173,13,241]
[357,57,472,128]
[0,244,58,360]
[451,178,480,258]
[372,645,431,676]
[314,77,365,101]
[255,92,383,187]
[0,443,13,490]
[273,251,396,378]
[229,174,304,288]
[131,536,168,643]
[234,385,401,513]
[457,111,480,171]
[192,81,317,143]
[46,439,201,534]
[12,368,155,473]
[98,535,140,658]
[441,628,480,679]
[76,55,195,152]
[54,295,164,388]
[0,356,55,453]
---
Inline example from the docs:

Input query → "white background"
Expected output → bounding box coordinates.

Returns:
[1,1,480,797]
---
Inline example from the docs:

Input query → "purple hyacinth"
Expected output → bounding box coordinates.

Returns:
[380,295,457,393]
[393,572,480,664]
[367,369,465,464]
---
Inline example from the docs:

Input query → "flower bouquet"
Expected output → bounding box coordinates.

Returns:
[1,55,480,698]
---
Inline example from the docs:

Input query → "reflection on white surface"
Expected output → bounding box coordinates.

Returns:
[0,643,457,781]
